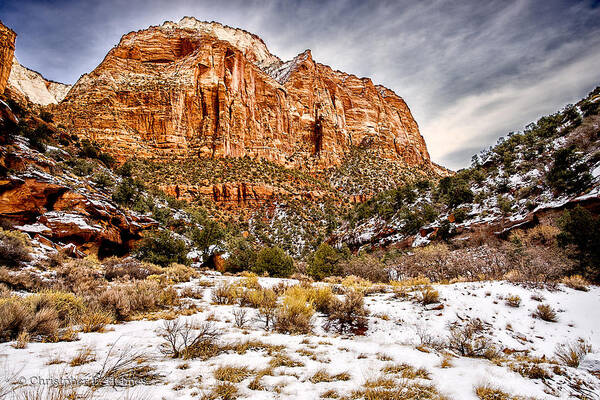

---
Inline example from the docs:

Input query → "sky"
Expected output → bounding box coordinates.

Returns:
[1,0,600,170]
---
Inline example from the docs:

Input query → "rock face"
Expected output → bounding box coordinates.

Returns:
[0,138,157,258]
[57,17,433,170]
[8,58,71,105]
[0,21,16,95]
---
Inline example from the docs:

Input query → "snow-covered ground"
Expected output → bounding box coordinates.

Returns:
[2,275,599,399]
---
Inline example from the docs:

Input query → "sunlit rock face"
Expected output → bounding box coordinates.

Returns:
[0,21,16,95]
[56,17,432,170]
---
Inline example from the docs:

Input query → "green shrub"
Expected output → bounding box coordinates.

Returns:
[252,246,294,277]
[307,243,342,280]
[558,206,600,281]
[112,177,151,212]
[225,236,258,272]
[135,230,189,267]
[92,172,114,189]
[547,146,592,194]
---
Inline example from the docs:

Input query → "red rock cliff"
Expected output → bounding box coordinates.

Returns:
[0,21,16,95]
[57,17,432,170]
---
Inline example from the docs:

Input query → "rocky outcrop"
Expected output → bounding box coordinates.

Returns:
[0,21,16,95]
[57,17,433,171]
[0,138,157,258]
[8,58,71,105]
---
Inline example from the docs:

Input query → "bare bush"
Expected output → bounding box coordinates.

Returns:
[93,343,161,388]
[338,254,389,282]
[103,258,162,281]
[158,318,220,360]
[323,290,369,335]
[447,318,497,358]
[232,308,249,329]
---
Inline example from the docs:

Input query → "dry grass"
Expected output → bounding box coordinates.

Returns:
[274,287,315,334]
[268,353,305,368]
[505,295,521,308]
[419,287,440,305]
[211,283,239,305]
[213,365,252,383]
[533,304,557,322]
[69,345,96,367]
[554,339,592,367]
[352,376,448,400]
[475,384,534,400]
[381,363,430,379]
[561,275,590,291]
[309,369,351,383]
[201,382,239,400]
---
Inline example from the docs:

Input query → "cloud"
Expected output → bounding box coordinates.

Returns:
[1,0,599,169]
[422,48,600,170]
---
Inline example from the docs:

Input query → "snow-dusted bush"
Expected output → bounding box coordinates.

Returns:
[323,290,369,335]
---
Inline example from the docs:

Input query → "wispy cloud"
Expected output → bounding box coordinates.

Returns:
[1,0,599,169]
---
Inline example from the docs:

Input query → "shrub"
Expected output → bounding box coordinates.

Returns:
[447,318,497,358]
[135,230,189,267]
[0,229,32,267]
[533,304,557,322]
[505,295,521,308]
[80,305,113,333]
[307,243,342,280]
[211,283,239,305]
[253,246,294,278]
[158,318,219,360]
[92,172,114,189]
[188,213,226,260]
[324,290,368,334]
[103,257,163,280]
[71,159,95,176]
[99,280,178,320]
[39,110,54,123]
[554,339,592,367]
[0,296,61,342]
[560,275,589,291]
[558,206,600,281]
[275,287,314,334]
[29,290,85,326]
[225,236,258,272]
[547,145,592,194]
[338,253,388,282]
[112,177,150,211]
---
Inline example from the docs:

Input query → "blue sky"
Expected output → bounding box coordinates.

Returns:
[2,0,600,169]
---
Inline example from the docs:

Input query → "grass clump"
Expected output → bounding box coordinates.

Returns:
[533,304,557,322]
[554,339,592,367]
[213,365,252,383]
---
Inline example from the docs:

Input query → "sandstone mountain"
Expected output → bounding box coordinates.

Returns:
[56,17,435,172]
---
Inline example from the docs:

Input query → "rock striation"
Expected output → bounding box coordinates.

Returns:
[0,21,16,95]
[57,17,433,170]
